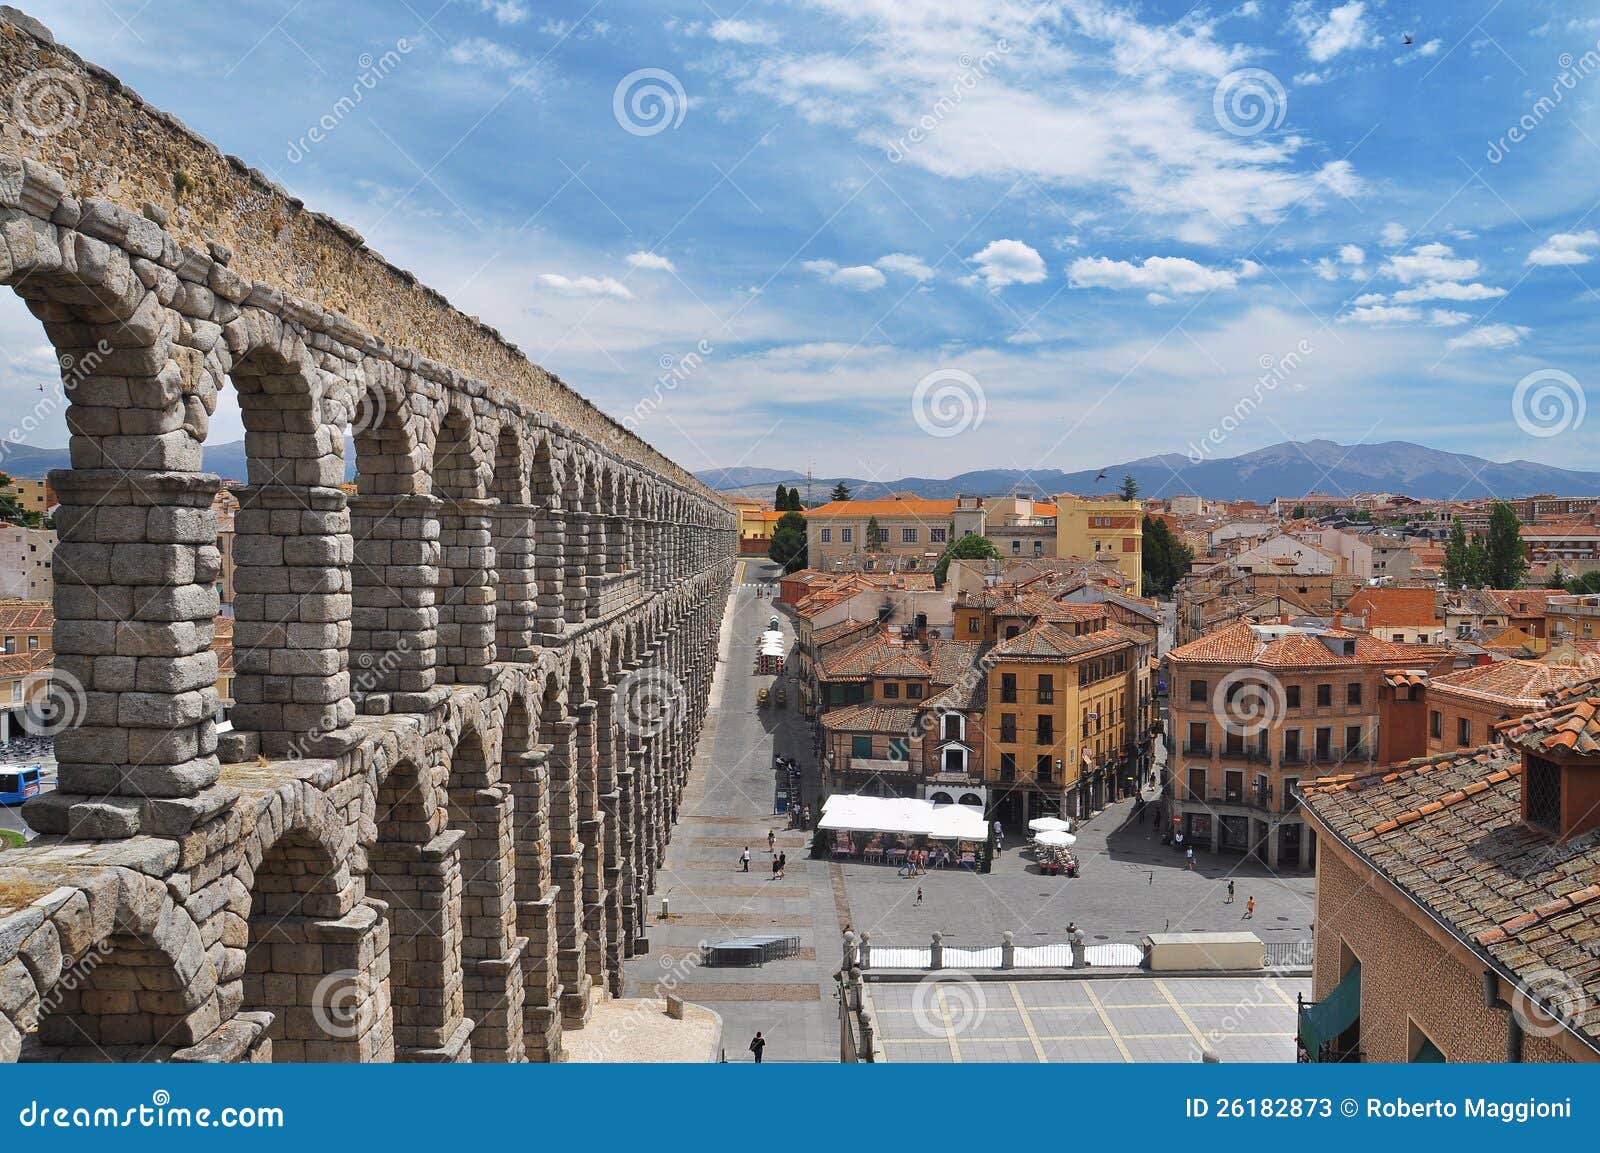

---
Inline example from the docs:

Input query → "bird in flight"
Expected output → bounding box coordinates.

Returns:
[1403,34,1414,45]
[1095,470,1108,483]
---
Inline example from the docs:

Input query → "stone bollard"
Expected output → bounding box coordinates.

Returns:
[843,929,858,971]
[1070,925,1087,969]
[930,931,943,971]
[859,1007,876,1057]
[859,930,872,970]
[1001,930,1015,970]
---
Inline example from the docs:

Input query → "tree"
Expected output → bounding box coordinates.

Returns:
[1118,474,1140,501]
[773,483,787,511]
[768,510,808,573]
[1141,515,1193,598]
[864,515,883,552]
[1291,504,1307,520]
[933,532,1001,587]
[1566,570,1600,595]
[1546,564,1568,590]
[1483,501,1527,590]
[830,481,851,502]
[1443,517,1484,590]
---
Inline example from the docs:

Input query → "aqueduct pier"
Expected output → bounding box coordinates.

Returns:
[0,10,735,1062]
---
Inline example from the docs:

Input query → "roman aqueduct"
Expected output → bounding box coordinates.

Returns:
[0,11,735,1061]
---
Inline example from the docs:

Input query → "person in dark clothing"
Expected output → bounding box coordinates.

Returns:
[749,1032,766,1063]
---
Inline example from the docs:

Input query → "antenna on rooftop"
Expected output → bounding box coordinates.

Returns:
[806,463,813,506]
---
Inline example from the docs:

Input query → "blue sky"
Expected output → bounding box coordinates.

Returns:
[4,0,1599,482]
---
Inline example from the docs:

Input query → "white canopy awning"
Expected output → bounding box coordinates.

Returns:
[1028,816,1073,834]
[1033,829,1077,848]
[819,794,989,841]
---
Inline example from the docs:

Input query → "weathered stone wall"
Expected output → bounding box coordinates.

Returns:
[0,9,738,1063]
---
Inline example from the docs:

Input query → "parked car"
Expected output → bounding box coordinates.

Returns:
[757,688,770,708]
[775,687,787,708]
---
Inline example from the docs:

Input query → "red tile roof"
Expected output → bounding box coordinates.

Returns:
[1168,620,1434,668]
[1343,586,1439,629]
[1498,688,1600,757]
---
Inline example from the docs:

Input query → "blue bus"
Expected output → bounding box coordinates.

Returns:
[0,764,43,805]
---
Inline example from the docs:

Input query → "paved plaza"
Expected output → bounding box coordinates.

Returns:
[624,563,1313,1063]
[867,975,1308,1063]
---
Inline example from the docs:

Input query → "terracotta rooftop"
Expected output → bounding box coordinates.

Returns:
[818,702,921,733]
[1429,659,1591,707]
[1497,688,1600,757]
[1168,619,1434,668]
[0,600,52,633]
[1300,745,1600,1051]
[805,497,961,521]
[1343,586,1439,629]
[991,620,1140,662]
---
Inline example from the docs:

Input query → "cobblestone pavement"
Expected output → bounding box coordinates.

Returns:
[841,797,1317,953]
[621,561,844,1063]
[868,975,1309,1063]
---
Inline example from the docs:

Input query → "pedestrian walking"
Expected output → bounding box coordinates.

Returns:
[740,847,750,873]
[771,853,780,879]
[1225,880,1235,904]
[749,1031,766,1063]
[1186,846,1195,870]
[777,851,787,879]
[915,886,923,907]
[768,829,776,853]
[1244,896,1255,919]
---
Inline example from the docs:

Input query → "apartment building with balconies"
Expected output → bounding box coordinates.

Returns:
[1165,620,1452,870]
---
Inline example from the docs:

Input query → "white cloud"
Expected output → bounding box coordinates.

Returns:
[1069,255,1260,295]
[1237,0,1262,15]
[1314,245,1366,280]
[1338,244,1365,266]
[1449,324,1530,350]
[1427,309,1470,326]
[709,18,779,45]
[1294,1,1374,63]
[1390,280,1506,303]
[1295,70,1328,85]
[448,37,525,70]
[537,273,634,299]
[1351,292,1386,306]
[1312,257,1341,281]
[970,240,1047,289]
[1379,221,1408,247]
[803,260,886,291]
[625,251,676,272]
[875,253,935,281]
[1380,242,1481,283]
[1395,37,1443,63]
[1344,304,1421,326]
[1527,231,1600,266]
[479,0,529,25]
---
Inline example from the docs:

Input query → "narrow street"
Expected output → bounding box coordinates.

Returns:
[620,559,841,1062]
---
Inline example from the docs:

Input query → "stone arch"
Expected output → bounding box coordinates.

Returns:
[431,398,494,685]
[560,448,590,625]
[20,876,219,1060]
[490,420,535,661]
[348,357,423,497]
[224,310,353,759]
[237,806,386,1062]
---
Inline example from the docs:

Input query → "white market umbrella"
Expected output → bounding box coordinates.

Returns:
[1033,830,1077,848]
[1028,816,1073,834]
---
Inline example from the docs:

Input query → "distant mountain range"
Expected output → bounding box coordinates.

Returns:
[4,437,1593,504]
[696,440,1600,504]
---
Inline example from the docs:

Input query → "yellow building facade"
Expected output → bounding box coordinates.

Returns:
[1055,495,1143,595]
